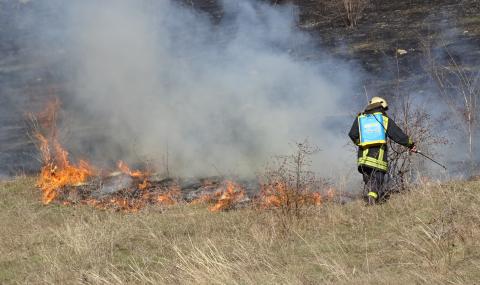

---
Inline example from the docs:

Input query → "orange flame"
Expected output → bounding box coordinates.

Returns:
[260,181,288,208]
[32,99,340,213]
[190,193,216,205]
[259,181,328,208]
[312,192,322,205]
[138,179,149,190]
[208,181,245,212]
[117,160,146,178]
[156,185,181,206]
[35,133,93,204]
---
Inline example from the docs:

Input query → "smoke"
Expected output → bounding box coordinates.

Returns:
[0,0,363,180]
[49,0,358,177]
[2,0,477,183]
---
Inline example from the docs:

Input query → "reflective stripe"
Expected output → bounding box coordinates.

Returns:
[359,146,387,170]
[359,139,385,146]
[383,115,389,131]
[368,192,378,199]
[358,156,388,171]
[379,146,385,162]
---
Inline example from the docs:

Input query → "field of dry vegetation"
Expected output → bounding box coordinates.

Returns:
[1,177,480,284]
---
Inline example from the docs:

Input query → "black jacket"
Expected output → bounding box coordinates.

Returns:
[348,106,414,172]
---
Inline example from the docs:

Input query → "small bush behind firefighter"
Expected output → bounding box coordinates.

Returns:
[348,96,416,204]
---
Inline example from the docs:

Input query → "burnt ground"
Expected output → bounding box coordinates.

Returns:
[0,0,479,175]
[301,0,480,94]
[186,0,480,90]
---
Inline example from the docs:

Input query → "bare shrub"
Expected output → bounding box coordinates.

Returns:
[25,98,63,165]
[385,94,447,196]
[268,0,369,28]
[422,40,480,173]
[337,0,370,27]
[375,47,448,198]
[259,140,329,230]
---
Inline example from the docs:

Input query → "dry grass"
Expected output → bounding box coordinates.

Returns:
[1,177,480,284]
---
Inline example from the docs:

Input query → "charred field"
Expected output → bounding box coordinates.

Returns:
[1,0,479,176]
[0,0,480,284]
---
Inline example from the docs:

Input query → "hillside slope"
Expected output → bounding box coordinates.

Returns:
[0,0,479,175]
[1,178,479,284]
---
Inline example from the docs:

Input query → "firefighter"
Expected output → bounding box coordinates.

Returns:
[348,96,416,204]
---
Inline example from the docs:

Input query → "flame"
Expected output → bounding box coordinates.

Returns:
[208,181,245,212]
[138,179,149,190]
[156,185,181,206]
[312,192,322,205]
[189,180,221,205]
[31,101,191,211]
[31,100,338,213]
[190,193,216,205]
[82,197,142,212]
[117,160,146,178]
[260,181,288,208]
[259,181,328,208]
[35,132,94,204]
[156,194,176,205]
[33,100,93,204]
[107,197,139,212]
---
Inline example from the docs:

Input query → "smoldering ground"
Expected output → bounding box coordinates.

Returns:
[31,0,358,178]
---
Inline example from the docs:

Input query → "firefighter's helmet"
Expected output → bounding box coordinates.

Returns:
[369,96,388,109]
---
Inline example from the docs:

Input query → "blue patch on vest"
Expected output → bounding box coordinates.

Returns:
[359,114,386,145]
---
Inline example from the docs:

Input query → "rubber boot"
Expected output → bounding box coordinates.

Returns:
[367,191,378,206]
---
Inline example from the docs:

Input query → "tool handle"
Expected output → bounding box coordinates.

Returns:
[413,150,447,170]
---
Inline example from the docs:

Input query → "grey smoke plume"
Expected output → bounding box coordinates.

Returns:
[48,0,359,177]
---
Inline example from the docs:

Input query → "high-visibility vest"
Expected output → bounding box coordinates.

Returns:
[358,112,388,147]
[357,112,389,171]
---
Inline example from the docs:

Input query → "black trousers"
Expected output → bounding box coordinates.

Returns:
[360,166,386,199]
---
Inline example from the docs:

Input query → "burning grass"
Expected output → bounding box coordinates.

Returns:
[27,101,238,212]
[1,177,480,284]
[35,132,94,204]
[31,123,329,213]
[29,100,333,213]
[32,133,250,212]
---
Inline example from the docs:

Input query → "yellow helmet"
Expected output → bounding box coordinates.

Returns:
[369,96,388,109]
